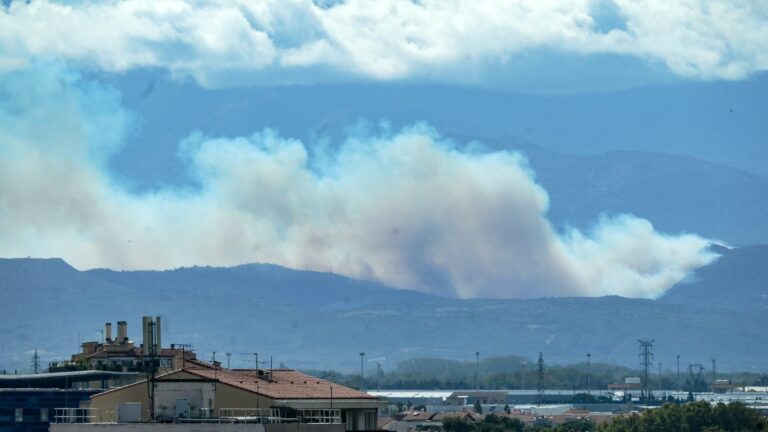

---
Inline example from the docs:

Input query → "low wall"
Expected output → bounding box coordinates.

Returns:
[52,422,346,432]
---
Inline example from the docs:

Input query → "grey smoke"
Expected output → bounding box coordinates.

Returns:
[0,66,717,298]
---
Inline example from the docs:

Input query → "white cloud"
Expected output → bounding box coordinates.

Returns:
[0,66,717,299]
[0,0,766,86]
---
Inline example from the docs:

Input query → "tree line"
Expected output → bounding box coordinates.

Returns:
[438,402,766,432]
[304,356,768,391]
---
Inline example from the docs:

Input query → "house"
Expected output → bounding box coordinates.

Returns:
[381,410,482,432]
[87,363,383,431]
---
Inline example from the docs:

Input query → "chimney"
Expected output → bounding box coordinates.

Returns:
[105,322,112,343]
[117,321,128,343]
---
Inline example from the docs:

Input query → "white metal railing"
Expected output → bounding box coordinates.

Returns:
[53,408,99,423]
[300,409,341,424]
[217,408,282,424]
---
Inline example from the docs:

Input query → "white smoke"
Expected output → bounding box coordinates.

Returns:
[0,66,717,299]
[0,0,766,85]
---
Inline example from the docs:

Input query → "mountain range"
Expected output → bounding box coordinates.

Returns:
[1,245,765,373]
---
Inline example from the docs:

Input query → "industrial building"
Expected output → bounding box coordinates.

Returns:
[52,319,195,375]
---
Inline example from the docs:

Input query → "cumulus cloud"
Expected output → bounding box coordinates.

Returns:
[0,66,717,299]
[0,0,766,86]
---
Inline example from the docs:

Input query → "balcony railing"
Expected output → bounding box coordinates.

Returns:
[299,409,342,424]
[53,408,99,423]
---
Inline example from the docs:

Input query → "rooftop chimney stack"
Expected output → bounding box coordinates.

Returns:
[117,321,128,343]
[105,322,112,343]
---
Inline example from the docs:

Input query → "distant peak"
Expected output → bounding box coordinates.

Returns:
[0,257,76,271]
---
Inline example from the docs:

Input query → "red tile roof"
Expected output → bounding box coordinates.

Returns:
[184,368,377,400]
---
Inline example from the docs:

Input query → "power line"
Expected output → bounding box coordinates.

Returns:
[31,349,40,374]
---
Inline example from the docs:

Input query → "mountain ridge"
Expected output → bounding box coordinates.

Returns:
[1,246,766,372]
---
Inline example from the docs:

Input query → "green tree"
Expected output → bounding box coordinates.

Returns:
[443,417,473,432]
[595,401,767,432]
[555,419,595,432]
[474,399,483,414]
[480,414,524,432]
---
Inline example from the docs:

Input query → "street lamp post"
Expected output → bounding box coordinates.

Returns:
[475,352,480,394]
[586,353,591,396]
[359,352,365,391]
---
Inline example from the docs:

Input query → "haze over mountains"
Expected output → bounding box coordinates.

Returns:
[1,245,766,373]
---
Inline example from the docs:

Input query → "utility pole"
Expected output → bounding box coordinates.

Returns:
[638,340,654,401]
[537,353,545,405]
[359,352,365,391]
[586,353,591,395]
[177,344,192,369]
[475,352,480,394]
[658,362,663,391]
[212,351,217,380]
[520,360,527,391]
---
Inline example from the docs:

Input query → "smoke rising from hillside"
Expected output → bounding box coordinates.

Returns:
[0,67,717,298]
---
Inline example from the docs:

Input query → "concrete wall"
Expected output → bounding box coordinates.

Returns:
[154,381,216,419]
[90,370,203,422]
[90,383,150,423]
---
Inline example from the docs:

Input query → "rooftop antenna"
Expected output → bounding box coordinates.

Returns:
[638,339,654,401]
[142,316,162,421]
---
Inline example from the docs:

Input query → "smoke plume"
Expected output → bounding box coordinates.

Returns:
[0,66,717,298]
